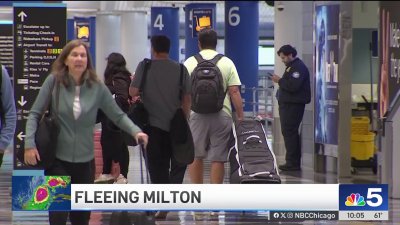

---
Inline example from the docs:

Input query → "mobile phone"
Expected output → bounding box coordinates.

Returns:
[267,72,273,78]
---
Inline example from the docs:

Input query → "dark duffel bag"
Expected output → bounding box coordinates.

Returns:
[228,119,281,184]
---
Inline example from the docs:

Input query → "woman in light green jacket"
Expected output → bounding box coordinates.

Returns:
[24,40,148,225]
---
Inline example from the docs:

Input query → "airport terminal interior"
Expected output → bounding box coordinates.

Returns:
[1,1,400,224]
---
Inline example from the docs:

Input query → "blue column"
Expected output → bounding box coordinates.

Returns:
[151,7,179,62]
[67,18,74,42]
[89,17,96,67]
[225,1,259,112]
[184,3,216,59]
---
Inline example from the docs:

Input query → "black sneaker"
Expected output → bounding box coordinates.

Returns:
[279,164,301,171]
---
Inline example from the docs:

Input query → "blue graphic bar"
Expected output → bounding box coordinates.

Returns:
[339,184,388,211]
[13,3,66,7]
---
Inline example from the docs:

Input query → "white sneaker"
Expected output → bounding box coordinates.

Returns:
[94,174,115,184]
[114,174,128,184]
[210,211,221,217]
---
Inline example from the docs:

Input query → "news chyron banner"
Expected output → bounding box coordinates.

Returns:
[12,178,388,222]
[13,3,66,169]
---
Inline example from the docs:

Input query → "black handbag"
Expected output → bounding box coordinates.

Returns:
[17,78,60,169]
[128,99,149,131]
[128,59,151,130]
[125,59,151,146]
[170,64,194,165]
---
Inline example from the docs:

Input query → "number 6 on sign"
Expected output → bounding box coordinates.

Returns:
[154,14,164,31]
[366,188,382,207]
[228,7,240,26]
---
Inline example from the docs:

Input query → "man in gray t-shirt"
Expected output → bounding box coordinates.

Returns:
[131,59,190,132]
[129,36,191,191]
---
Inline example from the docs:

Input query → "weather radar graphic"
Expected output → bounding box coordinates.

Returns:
[13,176,71,211]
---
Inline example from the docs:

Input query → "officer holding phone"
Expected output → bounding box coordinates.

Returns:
[271,45,311,171]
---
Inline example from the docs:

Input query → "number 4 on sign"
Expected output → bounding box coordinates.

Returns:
[154,14,164,31]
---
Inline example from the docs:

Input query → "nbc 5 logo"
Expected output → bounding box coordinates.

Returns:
[339,184,388,211]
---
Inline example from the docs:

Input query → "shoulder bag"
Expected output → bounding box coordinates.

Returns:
[125,59,151,146]
[170,64,195,165]
[17,77,60,169]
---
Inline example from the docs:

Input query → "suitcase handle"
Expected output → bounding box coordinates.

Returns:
[139,144,150,184]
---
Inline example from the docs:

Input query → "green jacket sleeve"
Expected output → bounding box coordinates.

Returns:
[99,82,142,136]
[25,75,55,149]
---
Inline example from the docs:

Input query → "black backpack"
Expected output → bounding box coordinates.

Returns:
[191,54,225,114]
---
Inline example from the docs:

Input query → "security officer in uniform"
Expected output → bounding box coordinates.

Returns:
[271,45,311,171]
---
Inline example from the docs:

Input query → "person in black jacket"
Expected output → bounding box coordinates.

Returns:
[271,45,311,171]
[95,52,132,183]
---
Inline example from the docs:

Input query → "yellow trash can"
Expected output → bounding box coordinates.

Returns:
[351,117,370,135]
[350,132,375,161]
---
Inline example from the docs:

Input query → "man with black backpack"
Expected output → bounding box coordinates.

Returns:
[0,65,16,169]
[184,28,244,185]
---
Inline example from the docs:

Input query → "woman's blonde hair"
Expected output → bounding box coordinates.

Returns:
[51,39,99,88]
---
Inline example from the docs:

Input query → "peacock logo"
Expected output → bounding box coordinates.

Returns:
[345,193,366,206]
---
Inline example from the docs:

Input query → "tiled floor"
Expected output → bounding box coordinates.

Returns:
[2,146,399,225]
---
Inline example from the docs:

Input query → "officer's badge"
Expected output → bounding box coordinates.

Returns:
[292,72,300,78]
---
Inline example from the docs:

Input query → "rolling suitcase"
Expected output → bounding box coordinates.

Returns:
[228,119,281,184]
[109,145,155,225]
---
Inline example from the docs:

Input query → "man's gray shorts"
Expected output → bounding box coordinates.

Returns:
[189,110,233,162]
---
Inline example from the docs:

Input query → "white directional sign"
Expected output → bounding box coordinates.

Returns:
[17,132,25,141]
[18,11,27,22]
[13,3,66,169]
[17,96,27,106]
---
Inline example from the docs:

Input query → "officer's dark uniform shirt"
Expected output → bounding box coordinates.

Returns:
[276,58,311,104]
